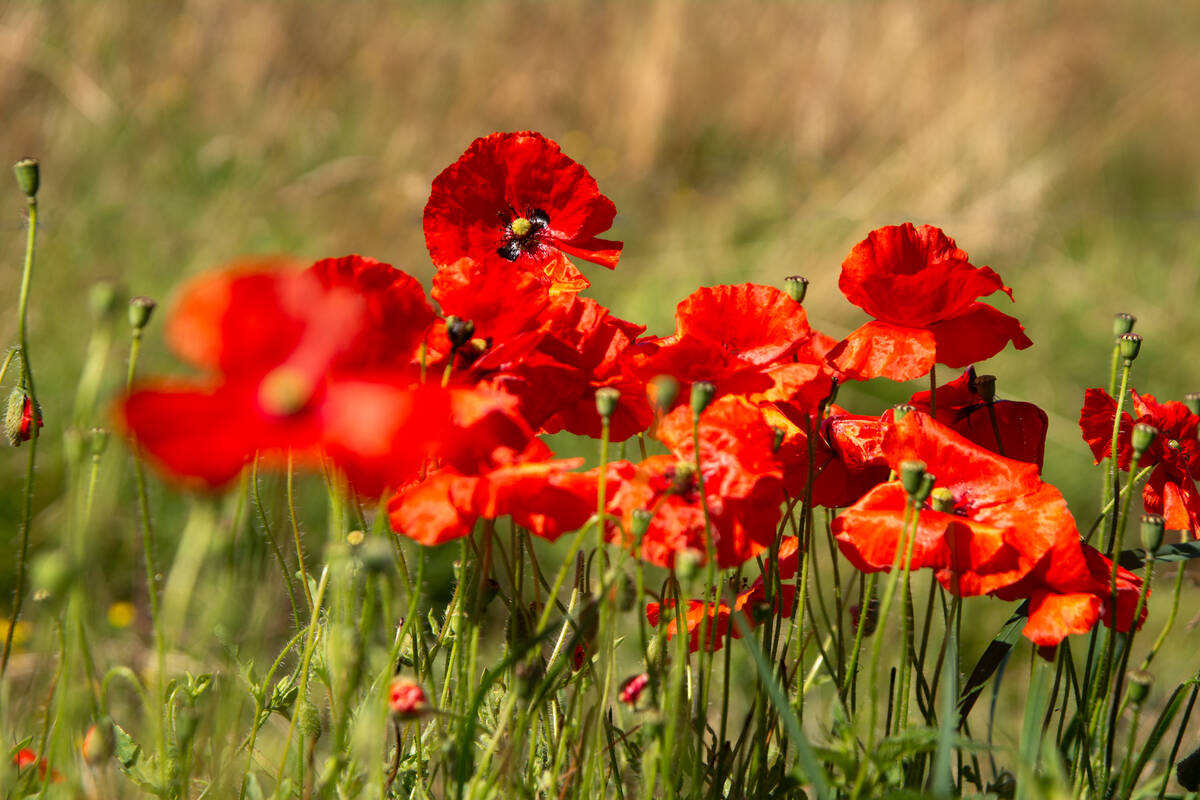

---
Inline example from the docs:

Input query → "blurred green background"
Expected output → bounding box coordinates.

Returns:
[1,0,1199,759]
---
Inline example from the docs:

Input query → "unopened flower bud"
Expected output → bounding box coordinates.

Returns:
[1185,393,1200,417]
[13,158,39,198]
[299,701,322,739]
[649,375,679,414]
[1126,669,1153,707]
[899,459,927,499]
[1112,313,1136,337]
[675,547,704,584]
[892,403,914,422]
[445,316,475,349]
[1140,514,1165,553]
[930,487,955,513]
[974,374,997,403]
[388,677,428,719]
[89,281,120,321]
[89,427,109,457]
[1119,332,1142,363]
[82,717,117,764]
[31,551,74,601]
[783,275,809,304]
[1132,423,1158,456]
[5,388,42,446]
[915,473,936,505]
[850,597,879,637]
[690,381,716,416]
[595,387,620,420]
[128,296,157,330]
[619,672,650,707]
[631,508,653,544]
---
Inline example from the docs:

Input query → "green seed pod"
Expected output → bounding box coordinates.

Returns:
[1119,332,1142,363]
[595,387,620,420]
[1140,514,1165,553]
[649,375,679,414]
[1131,423,1158,456]
[1112,312,1136,337]
[899,459,927,499]
[13,158,39,198]
[89,427,110,457]
[930,487,955,513]
[90,281,120,321]
[783,275,809,304]
[128,296,157,330]
[892,403,915,422]
[1185,393,1200,417]
[690,381,716,416]
[300,701,322,739]
[1126,669,1153,707]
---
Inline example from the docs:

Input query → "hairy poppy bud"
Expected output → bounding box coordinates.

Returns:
[388,677,428,720]
[930,487,955,513]
[1131,422,1158,457]
[1140,514,1165,553]
[899,459,927,499]
[690,381,715,416]
[891,403,914,422]
[783,275,809,304]
[1112,312,1136,337]
[1126,669,1153,707]
[82,717,117,764]
[595,387,620,420]
[299,701,322,739]
[445,315,475,349]
[1119,332,1142,363]
[649,375,679,414]
[1185,393,1200,417]
[619,672,650,707]
[89,427,109,457]
[128,296,157,331]
[5,388,42,446]
[13,158,39,198]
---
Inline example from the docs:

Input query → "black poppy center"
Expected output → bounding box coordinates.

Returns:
[497,208,550,261]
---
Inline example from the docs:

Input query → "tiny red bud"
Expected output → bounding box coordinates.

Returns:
[619,673,650,707]
[5,388,42,446]
[388,677,428,719]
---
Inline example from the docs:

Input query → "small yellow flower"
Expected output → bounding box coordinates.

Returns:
[107,602,136,629]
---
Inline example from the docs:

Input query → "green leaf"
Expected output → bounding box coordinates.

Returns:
[958,602,1027,726]
[113,722,141,769]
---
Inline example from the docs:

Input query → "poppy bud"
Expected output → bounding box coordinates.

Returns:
[31,551,74,602]
[1118,332,1142,363]
[690,381,716,416]
[675,547,704,583]
[445,315,475,349]
[930,487,955,513]
[595,387,620,420]
[899,459,927,499]
[783,275,809,304]
[649,375,679,414]
[1131,423,1158,456]
[1177,744,1200,792]
[619,672,650,707]
[974,374,997,403]
[299,701,322,739]
[892,403,915,422]
[90,281,120,321]
[388,677,428,720]
[1112,312,1136,337]
[850,597,879,637]
[1185,393,1200,417]
[1126,669,1153,707]
[915,473,936,505]
[1140,514,1165,553]
[13,158,39,198]
[128,296,157,330]
[89,427,109,457]
[82,717,117,764]
[5,388,42,446]
[631,508,653,541]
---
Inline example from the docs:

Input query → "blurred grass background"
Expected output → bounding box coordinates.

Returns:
[1,0,1199,770]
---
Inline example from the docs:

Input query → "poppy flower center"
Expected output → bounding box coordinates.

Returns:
[497,208,550,262]
[259,366,314,417]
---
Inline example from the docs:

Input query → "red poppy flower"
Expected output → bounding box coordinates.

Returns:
[424,132,622,294]
[908,367,1048,469]
[12,747,62,782]
[601,396,785,568]
[827,224,1032,382]
[834,411,1066,598]
[1079,388,1200,534]
[761,402,889,507]
[646,580,796,653]
[637,284,834,410]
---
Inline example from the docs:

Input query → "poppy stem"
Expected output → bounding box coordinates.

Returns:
[1104,360,1134,556]
[929,364,937,417]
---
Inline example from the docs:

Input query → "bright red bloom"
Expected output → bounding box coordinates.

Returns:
[645,580,796,653]
[828,224,1032,382]
[424,132,622,293]
[761,402,889,507]
[598,396,784,568]
[834,411,1065,598]
[638,284,833,410]
[1079,388,1200,534]
[388,677,428,719]
[908,367,1049,469]
[619,673,650,706]
[12,747,62,782]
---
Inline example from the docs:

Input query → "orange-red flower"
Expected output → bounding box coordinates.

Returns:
[646,579,796,653]
[423,132,622,294]
[637,284,834,411]
[908,367,1048,469]
[828,224,1032,382]
[1080,388,1200,535]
